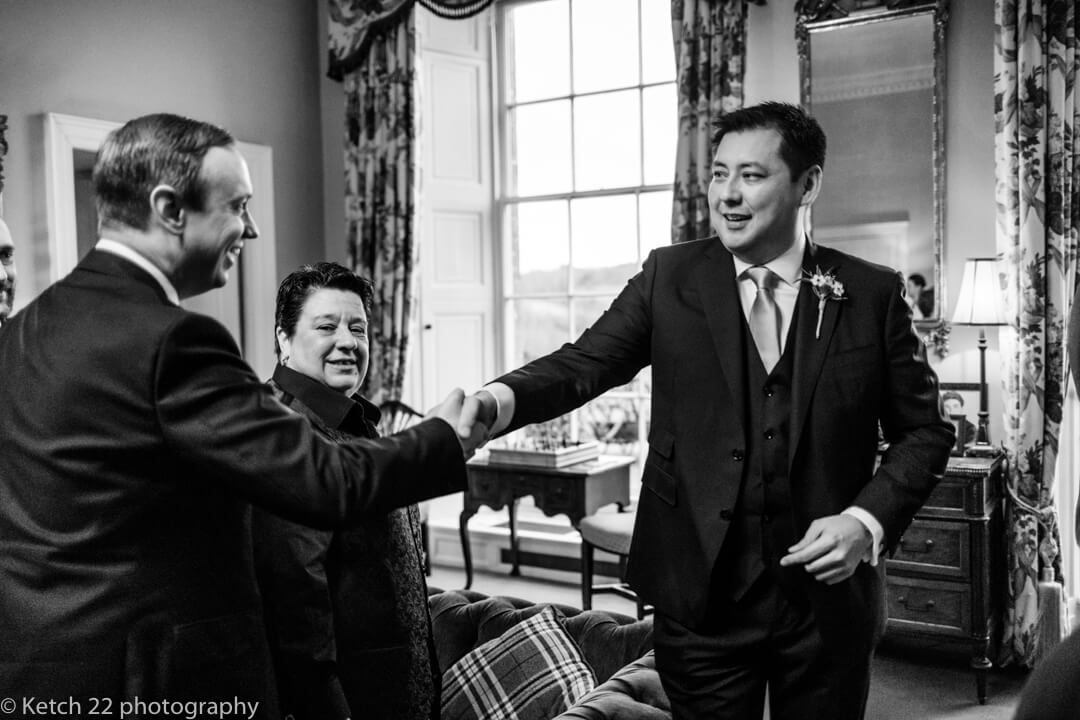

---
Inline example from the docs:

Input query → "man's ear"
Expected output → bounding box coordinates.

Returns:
[799,165,823,207]
[150,185,185,235]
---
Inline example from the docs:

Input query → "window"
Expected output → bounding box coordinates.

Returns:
[496,0,677,459]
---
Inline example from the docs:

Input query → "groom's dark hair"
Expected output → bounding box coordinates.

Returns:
[711,101,827,178]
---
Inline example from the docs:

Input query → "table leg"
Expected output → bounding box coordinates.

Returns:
[971,639,991,704]
[508,497,521,577]
[459,509,476,590]
[581,541,594,610]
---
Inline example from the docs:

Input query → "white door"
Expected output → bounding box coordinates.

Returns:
[413,8,496,409]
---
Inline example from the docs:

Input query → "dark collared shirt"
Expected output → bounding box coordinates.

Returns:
[270,364,381,438]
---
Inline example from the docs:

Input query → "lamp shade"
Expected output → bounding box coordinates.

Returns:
[951,257,1006,326]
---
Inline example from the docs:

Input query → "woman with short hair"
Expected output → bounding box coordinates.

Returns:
[253,262,435,720]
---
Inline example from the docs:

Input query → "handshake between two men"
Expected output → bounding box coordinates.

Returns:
[426,388,496,459]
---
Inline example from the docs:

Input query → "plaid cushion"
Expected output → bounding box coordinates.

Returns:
[441,605,597,720]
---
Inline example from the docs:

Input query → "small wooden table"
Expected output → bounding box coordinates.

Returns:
[460,454,634,589]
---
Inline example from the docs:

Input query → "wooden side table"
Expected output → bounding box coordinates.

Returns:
[460,455,634,589]
[884,454,1005,704]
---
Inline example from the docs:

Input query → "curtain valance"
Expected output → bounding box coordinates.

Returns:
[328,0,494,80]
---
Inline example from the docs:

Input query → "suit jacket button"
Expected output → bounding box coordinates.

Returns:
[763,385,774,397]
[732,450,744,461]
[720,509,734,521]
[764,429,775,440]
[762,514,772,524]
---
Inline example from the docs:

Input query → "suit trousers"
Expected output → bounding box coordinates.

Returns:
[653,573,873,720]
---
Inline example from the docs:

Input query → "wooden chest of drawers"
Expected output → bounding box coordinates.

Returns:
[885,454,1005,704]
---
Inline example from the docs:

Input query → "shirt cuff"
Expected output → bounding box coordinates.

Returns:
[842,506,884,567]
[480,382,515,435]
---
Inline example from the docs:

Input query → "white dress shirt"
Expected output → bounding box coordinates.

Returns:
[97,238,180,306]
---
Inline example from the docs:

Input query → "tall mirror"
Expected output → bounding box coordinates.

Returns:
[797,0,948,331]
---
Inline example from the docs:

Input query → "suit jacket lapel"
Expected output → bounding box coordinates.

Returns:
[790,242,842,470]
[694,242,747,436]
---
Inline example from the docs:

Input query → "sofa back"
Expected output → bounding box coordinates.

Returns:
[429,589,654,684]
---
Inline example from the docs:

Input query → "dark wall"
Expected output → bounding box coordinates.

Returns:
[0,0,326,306]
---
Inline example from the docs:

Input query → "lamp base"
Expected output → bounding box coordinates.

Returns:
[963,442,999,458]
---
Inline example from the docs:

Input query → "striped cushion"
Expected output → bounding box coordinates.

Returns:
[441,605,596,720]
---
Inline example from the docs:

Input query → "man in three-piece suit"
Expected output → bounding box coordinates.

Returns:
[0,113,484,714]
[459,102,954,718]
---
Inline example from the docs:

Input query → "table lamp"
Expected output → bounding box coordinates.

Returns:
[950,257,1006,457]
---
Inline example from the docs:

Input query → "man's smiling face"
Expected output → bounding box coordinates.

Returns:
[173,145,257,299]
[707,127,818,266]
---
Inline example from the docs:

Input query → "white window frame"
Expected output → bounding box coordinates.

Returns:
[491,0,675,459]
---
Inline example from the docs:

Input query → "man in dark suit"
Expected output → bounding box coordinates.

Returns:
[0,216,15,326]
[0,113,484,714]
[459,102,954,719]
[906,272,935,319]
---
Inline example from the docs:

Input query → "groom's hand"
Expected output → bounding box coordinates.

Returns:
[779,514,872,584]
[427,389,489,459]
[457,391,497,446]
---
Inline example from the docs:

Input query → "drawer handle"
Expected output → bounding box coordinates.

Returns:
[899,538,935,553]
[897,595,936,612]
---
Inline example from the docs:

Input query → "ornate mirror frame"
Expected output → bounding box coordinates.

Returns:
[796,0,949,357]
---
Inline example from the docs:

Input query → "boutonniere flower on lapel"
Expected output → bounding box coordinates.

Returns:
[804,266,847,339]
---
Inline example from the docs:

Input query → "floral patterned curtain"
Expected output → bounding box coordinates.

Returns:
[328,0,410,81]
[327,0,493,80]
[995,0,1080,667]
[342,16,418,404]
[670,0,757,245]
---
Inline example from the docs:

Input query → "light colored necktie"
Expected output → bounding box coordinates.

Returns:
[745,266,782,372]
